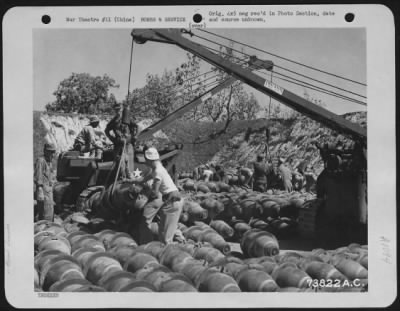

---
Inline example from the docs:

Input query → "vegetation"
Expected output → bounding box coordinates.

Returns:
[46,73,119,114]
[46,43,262,132]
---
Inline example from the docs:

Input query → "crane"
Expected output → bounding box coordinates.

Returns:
[131,29,366,144]
[130,28,368,249]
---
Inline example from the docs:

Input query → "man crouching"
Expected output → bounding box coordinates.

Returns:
[137,147,183,245]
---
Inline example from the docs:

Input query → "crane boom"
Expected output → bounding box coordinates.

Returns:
[138,76,237,141]
[131,29,366,142]
[137,58,272,141]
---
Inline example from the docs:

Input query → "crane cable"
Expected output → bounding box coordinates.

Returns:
[190,31,367,102]
[110,36,135,190]
[127,37,135,178]
[127,36,135,97]
[266,70,273,160]
[196,28,367,86]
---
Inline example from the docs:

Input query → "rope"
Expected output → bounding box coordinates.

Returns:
[251,66,366,106]
[271,74,367,106]
[266,70,273,160]
[268,70,273,120]
[111,140,126,196]
[271,70,367,106]
[195,30,366,98]
[187,32,367,106]
[274,65,366,99]
[137,69,215,100]
[105,38,134,190]
[127,36,135,97]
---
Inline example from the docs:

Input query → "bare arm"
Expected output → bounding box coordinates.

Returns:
[34,158,45,187]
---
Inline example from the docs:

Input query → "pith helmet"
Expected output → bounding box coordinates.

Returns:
[144,147,160,161]
[89,115,100,124]
[44,142,56,151]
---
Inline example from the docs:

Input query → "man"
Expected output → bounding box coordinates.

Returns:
[105,103,139,179]
[278,157,293,192]
[136,147,183,245]
[73,115,103,159]
[264,127,270,156]
[252,154,272,192]
[201,164,214,182]
[209,163,217,179]
[238,166,253,188]
[34,142,57,221]
[292,167,305,191]
[213,165,228,183]
[192,166,200,181]
[304,164,317,193]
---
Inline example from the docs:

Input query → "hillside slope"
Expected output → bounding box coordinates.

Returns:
[33,111,366,175]
[211,112,366,175]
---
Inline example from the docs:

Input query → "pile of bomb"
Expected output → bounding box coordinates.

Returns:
[34,217,368,293]
[177,178,315,241]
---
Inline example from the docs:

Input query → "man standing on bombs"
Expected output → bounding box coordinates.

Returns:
[278,157,293,192]
[252,153,273,192]
[105,103,139,180]
[34,142,57,221]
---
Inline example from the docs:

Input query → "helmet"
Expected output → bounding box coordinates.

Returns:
[89,115,100,124]
[144,147,160,160]
[44,142,56,152]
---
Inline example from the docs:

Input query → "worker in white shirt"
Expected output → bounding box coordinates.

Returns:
[201,164,214,182]
[138,147,183,244]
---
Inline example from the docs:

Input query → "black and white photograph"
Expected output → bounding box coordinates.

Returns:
[32,26,369,292]
[3,5,396,308]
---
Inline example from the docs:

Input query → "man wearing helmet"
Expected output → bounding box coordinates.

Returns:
[201,164,214,182]
[137,147,183,245]
[34,142,57,221]
[73,115,103,159]
[105,103,138,179]
[252,153,273,192]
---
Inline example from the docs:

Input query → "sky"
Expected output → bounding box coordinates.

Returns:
[33,28,366,115]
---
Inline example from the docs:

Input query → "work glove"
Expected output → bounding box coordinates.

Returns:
[37,186,44,201]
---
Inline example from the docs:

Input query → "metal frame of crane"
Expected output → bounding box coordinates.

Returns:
[131,28,368,248]
[131,28,366,144]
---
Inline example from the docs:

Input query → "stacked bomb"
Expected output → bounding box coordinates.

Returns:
[34,221,196,292]
[180,180,243,194]
[66,178,311,243]
[34,220,241,292]
[178,187,314,241]
[34,219,368,292]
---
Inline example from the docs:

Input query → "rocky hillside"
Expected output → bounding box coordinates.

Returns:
[33,111,366,175]
[210,112,366,175]
[33,111,167,161]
